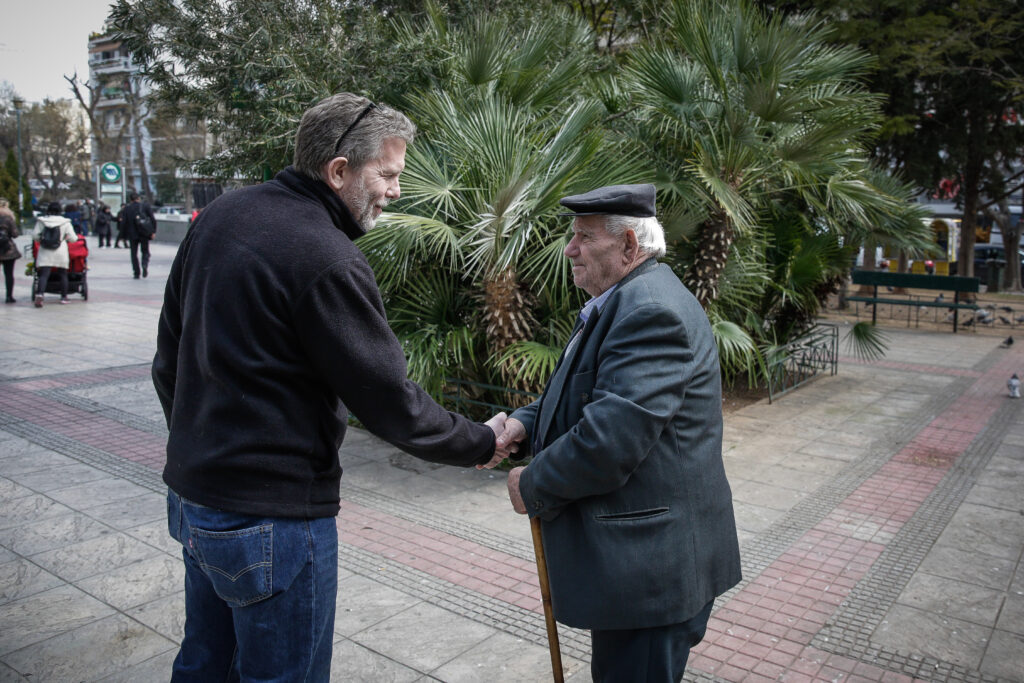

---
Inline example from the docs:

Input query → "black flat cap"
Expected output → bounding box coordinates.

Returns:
[559,184,656,217]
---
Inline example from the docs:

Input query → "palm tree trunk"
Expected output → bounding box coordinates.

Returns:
[684,211,734,309]
[483,267,538,400]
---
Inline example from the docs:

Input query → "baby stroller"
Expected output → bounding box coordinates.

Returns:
[30,236,89,301]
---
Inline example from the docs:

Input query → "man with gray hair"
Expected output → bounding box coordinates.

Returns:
[490,184,742,681]
[153,93,512,681]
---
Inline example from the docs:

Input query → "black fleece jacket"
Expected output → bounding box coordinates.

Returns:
[153,167,495,518]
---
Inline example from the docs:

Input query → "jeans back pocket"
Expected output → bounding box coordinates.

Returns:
[190,523,274,606]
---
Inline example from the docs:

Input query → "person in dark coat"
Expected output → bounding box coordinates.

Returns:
[94,204,112,247]
[113,204,127,248]
[0,199,21,303]
[121,192,156,278]
[152,92,515,682]
[495,184,742,682]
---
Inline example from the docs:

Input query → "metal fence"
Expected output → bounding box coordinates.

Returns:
[442,377,540,418]
[766,323,839,403]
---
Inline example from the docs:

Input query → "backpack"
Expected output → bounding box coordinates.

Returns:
[135,210,153,234]
[39,224,62,250]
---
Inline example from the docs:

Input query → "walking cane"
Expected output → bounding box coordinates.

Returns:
[530,516,564,683]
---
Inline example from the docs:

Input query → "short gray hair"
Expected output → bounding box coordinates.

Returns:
[293,93,416,179]
[604,214,666,258]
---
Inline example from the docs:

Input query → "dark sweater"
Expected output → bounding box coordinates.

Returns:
[153,167,494,518]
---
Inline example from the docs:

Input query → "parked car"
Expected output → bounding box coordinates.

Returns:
[155,205,185,215]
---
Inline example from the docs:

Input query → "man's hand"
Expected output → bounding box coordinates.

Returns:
[477,414,526,469]
[507,466,527,514]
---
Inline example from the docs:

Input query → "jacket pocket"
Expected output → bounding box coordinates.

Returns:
[189,523,274,606]
[594,507,670,522]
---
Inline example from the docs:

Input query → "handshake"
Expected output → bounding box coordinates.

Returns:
[479,412,529,514]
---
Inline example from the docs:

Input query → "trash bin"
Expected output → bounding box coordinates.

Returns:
[987,259,1006,292]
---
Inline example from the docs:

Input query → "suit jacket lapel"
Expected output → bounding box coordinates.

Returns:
[535,309,600,450]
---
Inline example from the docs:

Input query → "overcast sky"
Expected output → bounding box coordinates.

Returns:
[1,0,119,104]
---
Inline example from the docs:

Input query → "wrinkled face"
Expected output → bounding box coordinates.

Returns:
[339,136,406,231]
[564,215,632,297]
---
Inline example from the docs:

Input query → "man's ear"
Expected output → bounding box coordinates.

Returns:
[323,157,349,192]
[623,229,641,264]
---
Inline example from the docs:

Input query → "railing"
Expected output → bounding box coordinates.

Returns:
[442,377,540,418]
[766,323,838,403]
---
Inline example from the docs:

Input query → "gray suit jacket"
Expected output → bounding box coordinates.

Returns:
[511,259,742,630]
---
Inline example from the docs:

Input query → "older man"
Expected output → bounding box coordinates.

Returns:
[495,184,742,682]
[153,93,511,682]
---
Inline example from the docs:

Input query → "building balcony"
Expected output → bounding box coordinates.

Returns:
[89,58,134,76]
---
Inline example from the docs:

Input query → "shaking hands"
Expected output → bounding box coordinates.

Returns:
[477,413,528,470]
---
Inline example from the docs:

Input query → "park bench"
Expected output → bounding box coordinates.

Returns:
[848,270,980,333]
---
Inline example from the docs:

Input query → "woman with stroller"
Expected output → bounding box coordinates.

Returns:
[33,201,78,307]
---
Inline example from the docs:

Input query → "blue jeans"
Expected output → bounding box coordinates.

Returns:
[167,491,338,682]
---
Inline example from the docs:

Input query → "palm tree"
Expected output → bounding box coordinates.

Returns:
[358,8,645,399]
[619,0,934,380]
[623,0,933,308]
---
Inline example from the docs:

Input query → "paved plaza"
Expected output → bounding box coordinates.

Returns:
[1,235,1023,682]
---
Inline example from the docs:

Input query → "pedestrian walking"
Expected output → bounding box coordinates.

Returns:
[121,192,156,278]
[33,202,78,306]
[94,204,112,247]
[64,203,83,235]
[80,199,94,236]
[493,184,742,682]
[114,204,127,248]
[0,200,22,303]
[152,92,515,682]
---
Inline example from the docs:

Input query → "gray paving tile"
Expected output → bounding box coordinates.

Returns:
[996,593,1024,636]
[2,613,174,682]
[0,584,115,655]
[916,545,1017,591]
[980,629,1024,681]
[77,554,184,611]
[0,558,63,605]
[335,574,423,637]
[0,662,29,682]
[0,478,33,505]
[933,503,1024,560]
[872,604,990,670]
[84,490,166,529]
[0,511,113,556]
[125,591,185,642]
[45,477,150,510]
[31,531,161,582]
[431,630,587,682]
[351,603,496,672]
[97,648,176,682]
[329,638,422,682]
[896,572,1005,626]
[5,462,109,492]
[0,494,75,531]
[123,518,180,556]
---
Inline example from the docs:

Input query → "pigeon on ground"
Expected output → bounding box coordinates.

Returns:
[935,293,945,303]
[1000,305,1014,313]
[1009,374,1021,398]
[999,316,1013,326]
[1000,336,1014,348]
[981,317,995,325]
[963,317,975,327]
[1016,315,1024,324]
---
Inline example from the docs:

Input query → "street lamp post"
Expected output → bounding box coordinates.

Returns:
[12,97,25,219]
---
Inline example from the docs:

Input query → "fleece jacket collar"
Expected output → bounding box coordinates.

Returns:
[274,166,366,241]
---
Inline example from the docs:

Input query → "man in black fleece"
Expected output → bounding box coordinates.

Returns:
[153,93,512,682]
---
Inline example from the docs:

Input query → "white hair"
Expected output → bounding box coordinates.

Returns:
[604,214,666,258]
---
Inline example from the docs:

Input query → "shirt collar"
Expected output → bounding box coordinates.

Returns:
[579,285,617,323]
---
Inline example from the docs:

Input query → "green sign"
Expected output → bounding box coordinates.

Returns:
[100,162,122,183]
